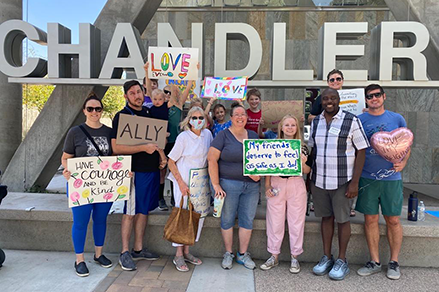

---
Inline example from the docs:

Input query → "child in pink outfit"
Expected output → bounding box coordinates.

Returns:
[260,114,311,274]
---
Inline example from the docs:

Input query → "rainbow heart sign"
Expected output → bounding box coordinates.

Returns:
[201,76,248,100]
[67,156,131,208]
[148,46,199,80]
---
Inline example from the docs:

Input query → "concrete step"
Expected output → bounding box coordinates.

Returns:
[1,192,438,267]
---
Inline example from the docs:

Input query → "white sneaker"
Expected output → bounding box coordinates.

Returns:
[260,255,279,271]
[290,256,300,274]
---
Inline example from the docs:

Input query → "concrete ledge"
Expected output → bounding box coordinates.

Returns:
[1,192,439,267]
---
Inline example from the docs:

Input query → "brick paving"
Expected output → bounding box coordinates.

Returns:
[93,256,194,292]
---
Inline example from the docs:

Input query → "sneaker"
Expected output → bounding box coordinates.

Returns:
[357,261,382,276]
[387,261,401,280]
[119,251,136,271]
[290,257,301,274]
[328,258,350,281]
[158,199,169,211]
[94,254,113,268]
[221,251,234,270]
[260,255,279,271]
[131,248,159,261]
[313,255,334,276]
[74,261,89,277]
[236,252,256,270]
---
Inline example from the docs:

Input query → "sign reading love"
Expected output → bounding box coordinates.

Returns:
[370,127,414,164]
[201,76,248,100]
[148,46,199,80]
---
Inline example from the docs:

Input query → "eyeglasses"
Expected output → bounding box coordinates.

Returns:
[365,92,383,100]
[328,77,343,83]
[164,89,171,95]
[86,107,103,113]
[191,116,205,120]
[232,114,247,118]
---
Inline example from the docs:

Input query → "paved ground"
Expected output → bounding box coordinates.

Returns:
[0,250,116,292]
[254,261,439,292]
[1,250,439,292]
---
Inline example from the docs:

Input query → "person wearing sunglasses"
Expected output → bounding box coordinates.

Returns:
[61,94,113,277]
[167,106,213,272]
[307,69,344,124]
[356,84,410,280]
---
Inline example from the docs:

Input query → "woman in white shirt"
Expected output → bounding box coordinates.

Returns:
[167,106,213,272]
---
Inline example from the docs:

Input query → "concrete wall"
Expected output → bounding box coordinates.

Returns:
[142,9,439,184]
[0,0,22,174]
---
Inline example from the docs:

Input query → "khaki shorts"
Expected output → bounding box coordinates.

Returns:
[311,182,351,223]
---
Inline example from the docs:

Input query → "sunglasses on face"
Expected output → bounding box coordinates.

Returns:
[164,90,171,95]
[191,116,205,120]
[86,106,103,113]
[328,77,343,83]
[365,92,383,100]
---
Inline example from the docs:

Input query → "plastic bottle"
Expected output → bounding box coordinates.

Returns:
[418,201,426,221]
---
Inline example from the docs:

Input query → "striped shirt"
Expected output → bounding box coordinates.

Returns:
[309,109,369,190]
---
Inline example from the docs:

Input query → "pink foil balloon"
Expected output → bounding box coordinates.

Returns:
[370,127,414,164]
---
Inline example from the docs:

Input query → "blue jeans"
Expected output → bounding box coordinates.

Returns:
[220,178,260,230]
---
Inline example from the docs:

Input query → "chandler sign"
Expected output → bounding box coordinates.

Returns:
[0,20,435,86]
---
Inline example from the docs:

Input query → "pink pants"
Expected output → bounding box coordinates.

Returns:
[266,176,307,256]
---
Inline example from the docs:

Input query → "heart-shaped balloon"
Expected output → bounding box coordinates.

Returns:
[370,127,413,164]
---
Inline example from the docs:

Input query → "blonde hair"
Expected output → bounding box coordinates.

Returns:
[151,88,164,99]
[189,97,203,109]
[180,106,207,131]
[277,114,302,141]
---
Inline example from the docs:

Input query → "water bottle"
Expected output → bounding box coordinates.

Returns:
[418,201,426,221]
[407,192,418,221]
[271,188,280,196]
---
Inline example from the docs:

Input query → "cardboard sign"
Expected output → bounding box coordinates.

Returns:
[201,76,248,100]
[148,46,199,80]
[189,168,211,218]
[261,100,304,129]
[338,88,366,116]
[243,139,302,176]
[158,79,202,100]
[116,114,168,149]
[67,156,131,208]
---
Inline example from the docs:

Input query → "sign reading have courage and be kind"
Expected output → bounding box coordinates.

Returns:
[67,156,131,208]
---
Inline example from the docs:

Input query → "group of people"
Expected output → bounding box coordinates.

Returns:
[62,68,410,281]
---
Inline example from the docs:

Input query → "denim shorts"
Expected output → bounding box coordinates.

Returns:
[220,178,260,230]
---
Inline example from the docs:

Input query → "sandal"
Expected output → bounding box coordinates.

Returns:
[173,256,189,272]
[184,253,202,265]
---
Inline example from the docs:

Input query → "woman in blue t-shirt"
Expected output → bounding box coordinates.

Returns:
[207,104,260,271]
